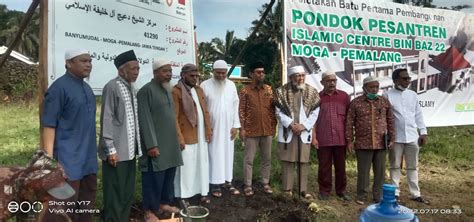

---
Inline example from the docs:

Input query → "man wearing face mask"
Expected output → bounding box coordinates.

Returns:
[383,68,429,204]
[346,76,395,205]
[274,65,320,199]
[99,50,142,222]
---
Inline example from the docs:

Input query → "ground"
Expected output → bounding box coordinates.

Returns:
[128,163,474,222]
[1,104,473,222]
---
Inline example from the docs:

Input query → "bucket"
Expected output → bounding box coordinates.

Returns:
[179,206,209,222]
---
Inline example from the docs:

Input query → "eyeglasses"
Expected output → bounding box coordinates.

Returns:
[401,77,411,81]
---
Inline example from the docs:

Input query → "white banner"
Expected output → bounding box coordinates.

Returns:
[284,0,474,126]
[48,0,195,94]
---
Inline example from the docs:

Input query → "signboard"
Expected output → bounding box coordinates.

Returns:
[47,0,195,94]
[284,0,474,126]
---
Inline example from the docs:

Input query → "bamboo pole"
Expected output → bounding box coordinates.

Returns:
[227,0,276,77]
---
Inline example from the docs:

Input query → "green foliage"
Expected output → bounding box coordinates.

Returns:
[0,60,38,102]
[419,125,474,165]
[0,4,39,61]
[0,104,40,166]
[1,103,473,220]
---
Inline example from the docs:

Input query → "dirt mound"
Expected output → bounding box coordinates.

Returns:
[128,181,316,221]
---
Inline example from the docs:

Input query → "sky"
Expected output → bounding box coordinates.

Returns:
[1,0,473,43]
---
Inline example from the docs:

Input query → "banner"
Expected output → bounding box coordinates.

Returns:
[284,0,474,126]
[48,0,195,94]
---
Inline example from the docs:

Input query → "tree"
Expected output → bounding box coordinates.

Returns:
[211,30,240,62]
[0,4,39,61]
[246,1,283,88]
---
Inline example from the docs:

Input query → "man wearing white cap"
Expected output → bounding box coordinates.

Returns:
[346,76,395,205]
[41,49,98,221]
[200,59,241,197]
[274,65,320,199]
[99,50,142,222]
[137,59,183,221]
[312,70,351,201]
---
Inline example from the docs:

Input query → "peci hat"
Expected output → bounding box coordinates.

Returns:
[114,50,138,69]
[64,49,89,60]
[181,63,198,74]
[321,70,336,80]
[363,76,379,85]
[213,60,228,70]
[288,65,306,77]
[152,58,172,71]
[248,61,264,71]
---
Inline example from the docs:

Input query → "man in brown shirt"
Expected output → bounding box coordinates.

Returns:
[239,61,277,196]
[346,76,395,205]
[172,63,213,203]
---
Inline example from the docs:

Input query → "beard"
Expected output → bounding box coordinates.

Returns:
[161,82,172,92]
[213,78,226,94]
[292,82,305,91]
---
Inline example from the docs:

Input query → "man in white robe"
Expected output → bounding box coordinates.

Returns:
[201,60,241,197]
[274,65,320,199]
[172,64,213,204]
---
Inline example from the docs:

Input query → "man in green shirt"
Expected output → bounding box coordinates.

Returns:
[137,59,183,222]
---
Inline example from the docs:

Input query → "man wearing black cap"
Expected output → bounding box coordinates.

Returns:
[99,50,142,221]
[239,61,276,196]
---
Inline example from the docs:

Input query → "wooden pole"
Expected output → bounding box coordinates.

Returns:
[280,0,286,85]
[0,0,40,70]
[38,0,49,148]
[227,0,276,77]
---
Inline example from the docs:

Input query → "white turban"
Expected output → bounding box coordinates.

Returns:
[213,60,228,69]
[363,76,379,85]
[152,58,171,71]
[321,70,336,79]
[288,65,306,77]
[64,49,89,60]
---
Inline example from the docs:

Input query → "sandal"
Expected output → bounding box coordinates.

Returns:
[211,188,222,198]
[244,186,254,196]
[301,192,314,200]
[200,196,210,204]
[283,190,293,197]
[224,183,241,195]
[263,184,273,194]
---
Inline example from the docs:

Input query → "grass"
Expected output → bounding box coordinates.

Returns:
[1,103,473,221]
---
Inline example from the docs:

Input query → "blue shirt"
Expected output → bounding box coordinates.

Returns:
[42,72,98,180]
